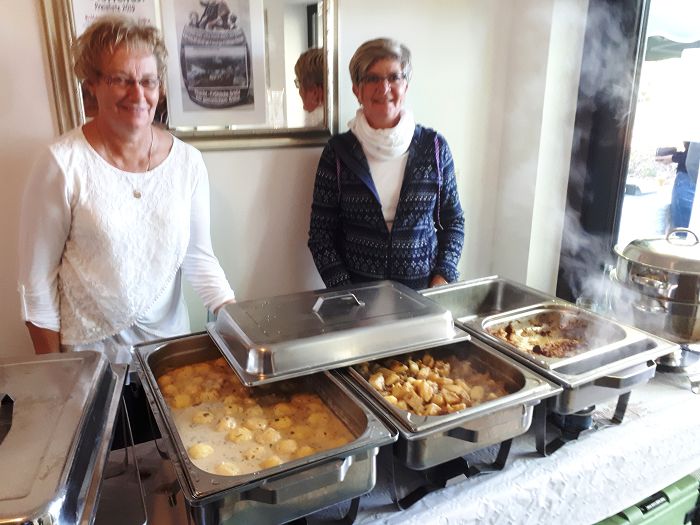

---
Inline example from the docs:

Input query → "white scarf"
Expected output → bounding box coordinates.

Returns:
[348,108,415,160]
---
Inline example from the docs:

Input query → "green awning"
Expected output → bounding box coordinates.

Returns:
[646,35,700,61]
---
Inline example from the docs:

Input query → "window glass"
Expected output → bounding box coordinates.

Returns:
[616,0,700,247]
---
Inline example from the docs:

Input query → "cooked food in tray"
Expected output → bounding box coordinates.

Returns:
[157,358,354,476]
[354,352,508,416]
[486,311,593,358]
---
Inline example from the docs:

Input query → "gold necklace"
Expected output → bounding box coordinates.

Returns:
[98,125,155,199]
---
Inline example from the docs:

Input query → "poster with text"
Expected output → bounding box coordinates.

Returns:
[71,0,157,36]
[160,0,266,127]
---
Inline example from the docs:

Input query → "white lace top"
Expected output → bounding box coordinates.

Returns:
[18,127,235,363]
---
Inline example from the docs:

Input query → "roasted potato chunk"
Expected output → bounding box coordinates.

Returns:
[357,352,508,416]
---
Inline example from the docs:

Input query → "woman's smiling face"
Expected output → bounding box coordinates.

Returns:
[352,58,408,129]
[90,45,160,133]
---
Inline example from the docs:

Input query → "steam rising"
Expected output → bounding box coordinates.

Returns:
[559,1,638,310]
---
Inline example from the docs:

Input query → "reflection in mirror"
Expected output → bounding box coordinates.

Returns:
[291,48,324,126]
[267,0,326,130]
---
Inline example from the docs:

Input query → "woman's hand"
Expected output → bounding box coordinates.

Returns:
[213,299,236,317]
[25,322,60,355]
[429,274,448,288]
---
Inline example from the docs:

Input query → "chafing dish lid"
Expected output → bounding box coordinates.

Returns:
[615,228,700,274]
[0,351,114,523]
[209,280,466,385]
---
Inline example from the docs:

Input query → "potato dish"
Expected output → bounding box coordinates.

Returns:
[354,353,508,416]
[157,358,354,476]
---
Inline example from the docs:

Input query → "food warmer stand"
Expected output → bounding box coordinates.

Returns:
[422,275,678,455]
[133,281,561,521]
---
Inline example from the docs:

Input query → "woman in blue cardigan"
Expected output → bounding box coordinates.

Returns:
[308,38,465,290]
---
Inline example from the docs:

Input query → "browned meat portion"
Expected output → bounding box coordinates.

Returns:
[531,339,581,358]
[487,311,591,359]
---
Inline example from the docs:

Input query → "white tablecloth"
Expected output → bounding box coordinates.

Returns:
[350,372,700,525]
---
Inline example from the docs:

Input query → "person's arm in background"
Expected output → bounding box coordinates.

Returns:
[18,149,72,354]
[181,151,236,314]
[431,133,465,287]
[308,143,352,288]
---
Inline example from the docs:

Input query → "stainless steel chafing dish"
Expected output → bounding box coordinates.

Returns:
[135,281,461,524]
[133,333,396,525]
[422,276,677,415]
[0,351,124,525]
[614,228,700,304]
[208,280,559,479]
[338,338,560,470]
[610,229,700,384]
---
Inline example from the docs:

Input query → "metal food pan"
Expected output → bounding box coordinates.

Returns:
[133,333,396,524]
[423,276,676,386]
[339,338,560,470]
[479,304,664,414]
[0,352,123,525]
[479,303,673,385]
[421,275,553,322]
[481,304,629,371]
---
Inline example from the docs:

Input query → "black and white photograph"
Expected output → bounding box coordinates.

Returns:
[160,0,266,127]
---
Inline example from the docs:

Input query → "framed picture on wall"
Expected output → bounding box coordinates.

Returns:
[160,0,267,128]
[70,0,158,36]
[40,0,339,149]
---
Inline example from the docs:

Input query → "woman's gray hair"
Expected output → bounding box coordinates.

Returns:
[72,14,168,82]
[294,48,324,88]
[348,38,412,86]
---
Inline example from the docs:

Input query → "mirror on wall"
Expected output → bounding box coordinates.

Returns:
[40,0,338,149]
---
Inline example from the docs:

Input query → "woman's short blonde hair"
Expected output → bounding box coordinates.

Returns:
[72,15,168,82]
[294,48,324,89]
[348,38,412,86]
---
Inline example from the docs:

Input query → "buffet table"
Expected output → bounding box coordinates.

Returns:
[95,370,700,525]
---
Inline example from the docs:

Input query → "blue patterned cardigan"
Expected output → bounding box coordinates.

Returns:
[308,124,465,290]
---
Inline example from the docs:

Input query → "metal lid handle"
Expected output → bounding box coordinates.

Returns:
[0,393,14,446]
[593,361,655,389]
[667,228,699,245]
[249,456,353,503]
[312,292,366,313]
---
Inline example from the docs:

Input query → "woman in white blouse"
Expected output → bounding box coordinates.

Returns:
[18,15,235,364]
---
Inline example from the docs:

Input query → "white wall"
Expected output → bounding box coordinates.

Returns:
[489,0,588,290]
[527,0,588,292]
[0,0,57,357]
[1,0,588,358]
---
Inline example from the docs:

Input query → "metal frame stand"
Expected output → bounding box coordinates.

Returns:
[103,399,130,479]
[96,396,149,525]
[387,440,513,510]
[146,403,193,525]
[534,392,631,456]
[285,497,361,525]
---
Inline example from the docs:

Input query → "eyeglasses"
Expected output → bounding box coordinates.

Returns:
[100,73,161,91]
[360,72,406,86]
